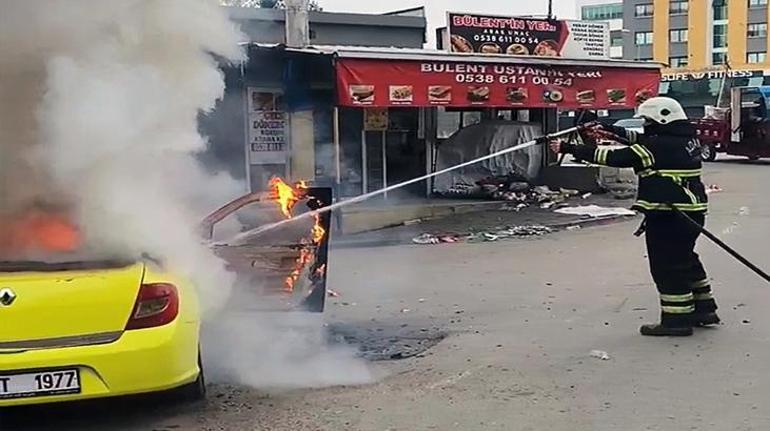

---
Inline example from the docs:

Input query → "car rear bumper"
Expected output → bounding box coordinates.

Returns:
[0,320,199,407]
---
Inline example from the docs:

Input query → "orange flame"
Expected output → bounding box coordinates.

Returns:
[311,214,325,244]
[269,177,304,218]
[0,210,81,256]
[269,177,327,293]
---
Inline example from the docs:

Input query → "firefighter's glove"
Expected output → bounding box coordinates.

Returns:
[549,139,577,154]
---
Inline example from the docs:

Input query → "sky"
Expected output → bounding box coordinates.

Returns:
[317,0,580,46]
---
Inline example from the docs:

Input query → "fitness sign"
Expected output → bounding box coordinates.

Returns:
[336,58,660,109]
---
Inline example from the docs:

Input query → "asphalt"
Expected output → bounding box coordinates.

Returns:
[3,157,770,431]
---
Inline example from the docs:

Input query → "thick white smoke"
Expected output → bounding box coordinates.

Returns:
[0,0,370,388]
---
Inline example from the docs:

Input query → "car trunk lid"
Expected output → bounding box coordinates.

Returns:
[0,261,144,343]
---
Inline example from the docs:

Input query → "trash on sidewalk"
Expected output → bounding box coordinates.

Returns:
[589,350,611,360]
[554,205,636,218]
[412,225,553,246]
[738,206,750,216]
[706,184,723,194]
[327,289,341,298]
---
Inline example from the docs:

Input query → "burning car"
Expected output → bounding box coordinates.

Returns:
[0,181,331,407]
[0,206,205,406]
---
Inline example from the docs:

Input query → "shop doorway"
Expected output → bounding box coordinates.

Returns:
[361,109,425,200]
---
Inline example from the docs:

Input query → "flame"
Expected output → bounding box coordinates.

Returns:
[311,214,325,244]
[0,210,81,256]
[285,247,313,292]
[269,177,307,218]
[269,177,328,293]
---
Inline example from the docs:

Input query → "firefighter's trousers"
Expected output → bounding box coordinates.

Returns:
[645,211,718,328]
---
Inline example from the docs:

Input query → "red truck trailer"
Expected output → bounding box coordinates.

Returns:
[694,86,770,162]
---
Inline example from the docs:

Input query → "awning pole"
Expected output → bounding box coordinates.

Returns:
[382,130,388,200]
[333,107,341,184]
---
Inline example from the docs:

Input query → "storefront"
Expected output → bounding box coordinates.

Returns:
[228,44,660,198]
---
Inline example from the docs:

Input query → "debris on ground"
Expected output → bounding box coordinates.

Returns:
[327,289,341,298]
[554,205,636,218]
[441,176,587,209]
[706,184,723,194]
[738,206,750,216]
[412,225,553,245]
[589,350,611,360]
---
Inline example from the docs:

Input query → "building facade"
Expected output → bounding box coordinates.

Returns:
[577,0,770,117]
[576,0,626,58]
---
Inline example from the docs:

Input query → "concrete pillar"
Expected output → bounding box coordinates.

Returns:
[289,110,315,181]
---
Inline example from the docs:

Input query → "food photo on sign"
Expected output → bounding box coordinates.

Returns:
[447,12,610,60]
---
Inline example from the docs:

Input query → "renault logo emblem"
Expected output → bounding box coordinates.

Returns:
[0,288,16,306]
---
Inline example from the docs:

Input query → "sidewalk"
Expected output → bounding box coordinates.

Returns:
[331,194,638,249]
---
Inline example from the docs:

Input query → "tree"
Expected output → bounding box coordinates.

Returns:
[220,0,323,10]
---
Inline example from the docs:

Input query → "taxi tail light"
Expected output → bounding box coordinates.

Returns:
[125,283,179,330]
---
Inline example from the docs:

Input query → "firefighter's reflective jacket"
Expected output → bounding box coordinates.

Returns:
[565,120,708,213]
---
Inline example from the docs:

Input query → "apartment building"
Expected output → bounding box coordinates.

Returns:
[624,0,769,69]
[578,0,770,116]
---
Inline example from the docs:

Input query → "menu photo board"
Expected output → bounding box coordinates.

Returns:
[247,88,287,165]
[337,59,660,109]
[447,12,609,60]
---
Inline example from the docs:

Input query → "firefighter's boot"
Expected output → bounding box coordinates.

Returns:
[640,323,693,337]
[691,281,720,327]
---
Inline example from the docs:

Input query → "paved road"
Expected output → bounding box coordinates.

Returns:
[4,159,769,431]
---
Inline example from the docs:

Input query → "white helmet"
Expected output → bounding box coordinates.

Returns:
[634,96,687,124]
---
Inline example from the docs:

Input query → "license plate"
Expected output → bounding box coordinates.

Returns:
[0,369,81,399]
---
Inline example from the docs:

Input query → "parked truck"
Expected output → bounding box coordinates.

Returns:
[695,86,770,162]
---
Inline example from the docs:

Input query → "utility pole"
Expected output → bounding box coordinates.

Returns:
[547,0,553,19]
[285,0,309,48]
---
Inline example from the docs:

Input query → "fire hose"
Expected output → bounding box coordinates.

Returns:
[567,123,770,284]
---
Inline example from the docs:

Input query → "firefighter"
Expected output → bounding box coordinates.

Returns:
[550,97,719,336]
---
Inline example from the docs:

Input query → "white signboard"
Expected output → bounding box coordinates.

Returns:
[563,20,610,59]
[247,88,287,165]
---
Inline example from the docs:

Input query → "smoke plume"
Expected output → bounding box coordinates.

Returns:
[0,0,370,388]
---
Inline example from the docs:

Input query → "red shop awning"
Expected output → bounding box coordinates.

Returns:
[334,50,661,110]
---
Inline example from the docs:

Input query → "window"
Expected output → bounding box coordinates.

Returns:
[669,56,689,67]
[611,33,624,47]
[748,52,767,63]
[712,52,727,65]
[748,23,768,38]
[670,29,689,43]
[581,3,623,20]
[713,24,727,47]
[670,1,689,15]
[635,4,654,17]
[713,0,728,20]
[749,0,768,7]
[635,31,654,45]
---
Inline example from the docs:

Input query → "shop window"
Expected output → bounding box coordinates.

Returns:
[748,52,767,63]
[635,32,654,45]
[635,4,654,17]
[670,1,689,15]
[670,29,688,43]
[748,23,768,38]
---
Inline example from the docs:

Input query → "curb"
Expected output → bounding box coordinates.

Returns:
[330,214,639,249]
